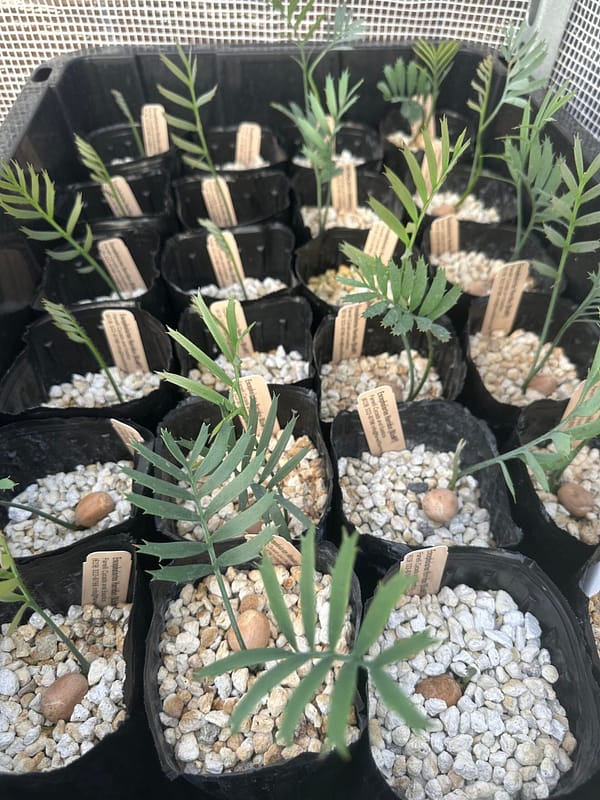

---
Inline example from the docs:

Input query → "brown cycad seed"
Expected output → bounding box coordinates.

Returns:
[227,609,271,652]
[415,675,462,707]
[74,491,115,528]
[421,488,459,524]
[40,672,89,723]
[557,482,595,517]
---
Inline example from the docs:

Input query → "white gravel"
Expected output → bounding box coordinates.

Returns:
[197,277,288,301]
[301,206,379,238]
[430,250,535,296]
[42,368,160,408]
[306,264,362,306]
[470,330,580,406]
[369,585,576,799]
[157,565,359,775]
[338,445,493,547]
[188,346,310,390]
[0,604,130,773]
[320,351,443,422]
[4,461,134,557]
[424,191,501,224]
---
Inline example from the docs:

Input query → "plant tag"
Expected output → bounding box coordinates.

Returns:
[420,137,443,195]
[480,261,529,335]
[561,380,600,445]
[429,215,459,256]
[201,177,238,227]
[235,122,262,166]
[332,302,369,363]
[206,231,246,288]
[210,299,255,358]
[102,175,143,217]
[331,163,358,212]
[98,238,147,294]
[239,375,280,434]
[580,561,600,597]
[102,309,150,373]
[110,418,144,455]
[363,220,399,264]
[82,550,132,608]
[141,103,169,156]
[400,545,448,596]
[357,385,405,455]
[244,533,301,566]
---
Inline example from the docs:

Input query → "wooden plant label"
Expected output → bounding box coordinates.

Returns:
[102,309,150,373]
[411,95,435,147]
[239,375,280,434]
[235,122,262,166]
[429,214,460,256]
[332,302,369,363]
[110,418,144,455]
[201,177,238,227]
[82,550,132,608]
[210,299,255,358]
[102,175,143,217]
[364,220,399,265]
[357,385,405,456]
[401,545,448,596]
[244,533,301,567]
[141,103,169,156]
[206,231,246,288]
[420,137,443,195]
[580,561,600,598]
[480,261,529,335]
[561,380,600,446]
[331,163,358,213]
[98,238,147,294]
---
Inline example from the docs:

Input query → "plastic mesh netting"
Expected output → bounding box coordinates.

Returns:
[0,0,598,143]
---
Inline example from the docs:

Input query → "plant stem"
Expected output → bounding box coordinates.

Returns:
[400,332,415,400]
[409,331,434,401]
[86,341,125,404]
[0,500,80,531]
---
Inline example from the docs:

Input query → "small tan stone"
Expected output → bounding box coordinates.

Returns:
[557,482,595,517]
[263,742,282,766]
[40,673,88,723]
[163,693,185,719]
[421,488,459,524]
[239,594,263,613]
[432,203,456,217]
[528,374,559,396]
[74,491,115,528]
[200,627,219,648]
[468,280,490,297]
[227,610,271,652]
[415,675,462,707]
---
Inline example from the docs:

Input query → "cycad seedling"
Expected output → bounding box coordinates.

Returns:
[0,476,80,532]
[274,70,362,234]
[0,161,122,298]
[0,529,90,675]
[379,39,459,137]
[460,22,547,206]
[111,89,145,158]
[195,526,434,755]
[75,135,128,217]
[42,300,124,404]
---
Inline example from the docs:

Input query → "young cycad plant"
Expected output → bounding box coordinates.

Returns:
[0,161,122,298]
[521,138,600,392]
[378,39,459,135]
[501,84,572,259]
[0,528,90,674]
[75,134,128,217]
[42,300,125,404]
[128,403,312,649]
[194,526,434,755]
[274,69,362,234]
[111,89,145,158]
[460,22,547,206]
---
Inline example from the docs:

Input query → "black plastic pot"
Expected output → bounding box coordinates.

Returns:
[293,227,405,328]
[0,416,153,563]
[161,223,295,317]
[290,121,382,177]
[173,170,295,231]
[202,124,289,175]
[58,169,176,239]
[504,398,598,588]
[144,539,364,800]
[460,294,600,446]
[313,313,466,423]
[330,399,521,556]
[32,220,172,323]
[155,387,333,543]
[87,121,181,179]
[421,220,558,334]
[0,533,166,800]
[291,170,401,246]
[352,543,600,800]
[175,295,315,391]
[0,303,177,430]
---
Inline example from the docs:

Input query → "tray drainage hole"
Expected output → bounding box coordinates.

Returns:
[32,66,52,83]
